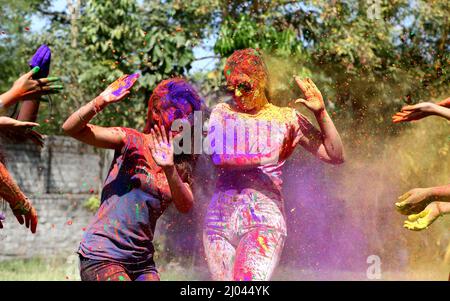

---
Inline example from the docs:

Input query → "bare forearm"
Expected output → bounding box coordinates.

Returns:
[436,202,450,215]
[0,162,31,212]
[430,184,450,202]
[62,96,106,135]
[437,97,450,108]
[17,100,40,122]
[163,165,193,213]
[314,109,344,163]
[0,90,19,109]
[432,105,450,120]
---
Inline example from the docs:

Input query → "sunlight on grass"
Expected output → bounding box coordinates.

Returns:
[1,256,447,281]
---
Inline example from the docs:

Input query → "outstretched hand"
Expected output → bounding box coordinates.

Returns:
[12,205,38,234]
[395,188,435,215]
[148,125,174,168]
[403,202,441,231]
[8,67,62,101]
[0,117,39,129]
[294,77,325,113]
[392,102,438,123]
[0,199,38,234]
[0,117,44,147]
[99,74,139,104]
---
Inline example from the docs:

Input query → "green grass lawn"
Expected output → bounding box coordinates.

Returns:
[0,256,205,281]
[0,256,447,281]
[0,257,76,281]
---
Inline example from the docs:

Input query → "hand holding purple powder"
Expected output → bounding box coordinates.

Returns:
[29,44,51,79]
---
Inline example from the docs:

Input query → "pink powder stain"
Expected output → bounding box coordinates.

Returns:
[242,207,252,224]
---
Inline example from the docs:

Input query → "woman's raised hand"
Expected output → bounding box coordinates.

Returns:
[99,75,132,104]
[294,77,325,113]
[148,125,174,168]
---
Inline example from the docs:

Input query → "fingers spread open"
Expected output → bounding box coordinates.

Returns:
[294,98,307,105]
[294,76,308,94]
[400,105,417,112]
[397,191,411,201]
[168,131,173,145]
[403,221,422,231]
[306,78,319,90]
[148,133,155,150]
[40,85,64,91]
[38,77,61,85]
[25,214,30,229]
[20,122,40,128]
[153,125,162,144]
[27,66,40,78]
[30,209,37,233]
[160,125,168,143]
[15,214,24,225]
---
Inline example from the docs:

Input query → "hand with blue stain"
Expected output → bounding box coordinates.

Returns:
[111,73,140,97]
[99,74,139,103]
[29,45,51,79]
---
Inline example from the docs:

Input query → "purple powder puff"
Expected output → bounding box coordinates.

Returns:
[29,44,51,79]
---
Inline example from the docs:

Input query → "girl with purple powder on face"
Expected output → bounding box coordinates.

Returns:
[62,76,204,281]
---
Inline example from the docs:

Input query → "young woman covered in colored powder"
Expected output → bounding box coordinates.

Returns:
[203,48,344,280]
[0,65,62,233]
[393,97,450,231]
[62,76,203,281]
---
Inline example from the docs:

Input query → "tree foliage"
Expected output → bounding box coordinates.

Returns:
[0,0,448,134]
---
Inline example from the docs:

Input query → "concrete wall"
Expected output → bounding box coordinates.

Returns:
[0,136,110,260]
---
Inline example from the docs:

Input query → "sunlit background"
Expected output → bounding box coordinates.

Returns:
[0,0,448,280]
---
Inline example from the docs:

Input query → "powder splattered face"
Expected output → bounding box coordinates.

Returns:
[224,48,268,112]
[145,78,202,135]
[151,97,193,134]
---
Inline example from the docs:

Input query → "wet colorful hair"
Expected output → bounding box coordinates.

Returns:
[144,77,203,134]
[144,78,205,185]
[223,48,269,88]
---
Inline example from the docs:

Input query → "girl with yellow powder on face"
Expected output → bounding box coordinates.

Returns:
[203,48,344,281]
